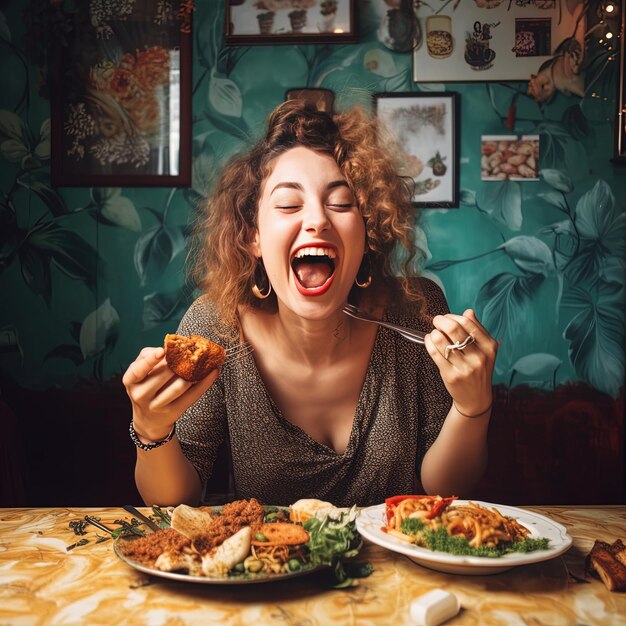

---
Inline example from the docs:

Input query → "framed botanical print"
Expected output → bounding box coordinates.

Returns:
[374,92,460,208]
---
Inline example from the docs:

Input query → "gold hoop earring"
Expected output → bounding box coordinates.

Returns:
[252,261,272,299]
[355,254,372,289]
[252,282,272,299]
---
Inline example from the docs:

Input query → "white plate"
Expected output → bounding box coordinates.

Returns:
[355,500,572,575]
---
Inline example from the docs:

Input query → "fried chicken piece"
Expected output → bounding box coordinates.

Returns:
[164,333,226,382]
[609,539,626,568]
[586,539,626,592]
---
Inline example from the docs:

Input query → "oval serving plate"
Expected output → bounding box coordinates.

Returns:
[114,505,327,585]
[356,500,572,575]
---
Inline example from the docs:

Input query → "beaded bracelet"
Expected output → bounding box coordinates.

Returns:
[129,420,176,451]
[453,401,493,419]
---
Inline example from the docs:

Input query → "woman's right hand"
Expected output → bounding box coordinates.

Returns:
[122,347,219,441]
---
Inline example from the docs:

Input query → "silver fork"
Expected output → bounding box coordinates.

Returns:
[343,304,426,345]
[223,342,254,365]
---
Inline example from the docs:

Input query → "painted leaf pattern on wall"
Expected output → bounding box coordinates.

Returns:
[0,1,623,400]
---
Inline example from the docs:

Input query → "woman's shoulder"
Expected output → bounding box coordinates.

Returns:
[386,277,449,328]
[178,296,239,344]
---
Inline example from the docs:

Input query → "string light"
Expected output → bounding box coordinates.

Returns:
[598,1,620,19]
[594,0,623,52]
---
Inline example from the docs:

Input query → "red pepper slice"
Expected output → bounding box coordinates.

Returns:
[384,495,457,524]
[427,495,457,519]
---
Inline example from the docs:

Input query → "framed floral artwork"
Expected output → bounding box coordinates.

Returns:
[50,1,192,187]
[225,0,356,45]
[374,92,460,208]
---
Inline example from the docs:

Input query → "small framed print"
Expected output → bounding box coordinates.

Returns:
[285,88,335,113]
[225,0,357,45]
[481,135,540,181]
[374,92,460,208]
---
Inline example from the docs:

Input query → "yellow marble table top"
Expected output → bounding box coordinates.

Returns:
[1,505,625,625]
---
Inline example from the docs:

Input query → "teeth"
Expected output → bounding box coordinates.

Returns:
[294,247,336,259]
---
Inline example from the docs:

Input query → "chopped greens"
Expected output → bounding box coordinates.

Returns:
[401,525,550,557]
[68,520,89,536]
[111,518,145,539]
[400,517,425,535]
[304,506,362,567]
[304,506,372,587]
[151,505,172,529]
[66,538,89,551]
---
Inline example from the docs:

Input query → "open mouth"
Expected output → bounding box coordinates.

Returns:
[291,246,336,292]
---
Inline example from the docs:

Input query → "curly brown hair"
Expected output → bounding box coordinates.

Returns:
[188,99,426,328]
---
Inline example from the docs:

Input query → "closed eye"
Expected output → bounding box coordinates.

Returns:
[274,204,302,211]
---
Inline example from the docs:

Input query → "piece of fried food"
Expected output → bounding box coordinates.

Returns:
[164,333,226,382]
[170,504,214,541]
[252,522,309,546]
[585,539,626,591]
[289,498,336,524]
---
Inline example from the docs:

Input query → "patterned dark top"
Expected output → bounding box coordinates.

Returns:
[176,278,452,507]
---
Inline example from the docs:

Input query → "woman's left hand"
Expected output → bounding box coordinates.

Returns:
[425,309,499,417]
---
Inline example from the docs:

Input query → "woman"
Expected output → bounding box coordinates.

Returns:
[123,100,498,507]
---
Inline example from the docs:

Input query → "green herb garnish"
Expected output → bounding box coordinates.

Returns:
[151,505,172,528]
[112,518,145,538]
[68,520,89,536]
[404,526,550,557]
[66,538,89,551]
[400,517,425,535]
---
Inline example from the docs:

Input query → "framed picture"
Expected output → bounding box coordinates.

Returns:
[50,2,192,187]
[412,0,586,83]
[374,92,460,208]
[225,0,357,45]
[285,88,335,113]
[481,135,540,180]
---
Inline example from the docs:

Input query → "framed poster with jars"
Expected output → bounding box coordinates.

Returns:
[412,0,586,83]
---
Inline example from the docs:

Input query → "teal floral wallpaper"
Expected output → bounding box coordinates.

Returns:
[0,0,624,402]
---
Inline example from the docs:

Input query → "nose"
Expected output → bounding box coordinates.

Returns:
[302,201,330,234]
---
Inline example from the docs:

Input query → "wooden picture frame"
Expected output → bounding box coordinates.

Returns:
[285,88,335,113]
[374,92,460,209]
[225,0,357,45]
[50,2,192,187]
[411,0,586,83]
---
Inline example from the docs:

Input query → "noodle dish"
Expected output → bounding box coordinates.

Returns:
[356,496,573,575]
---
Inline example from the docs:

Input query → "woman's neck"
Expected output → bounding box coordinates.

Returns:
[239,304,357,367]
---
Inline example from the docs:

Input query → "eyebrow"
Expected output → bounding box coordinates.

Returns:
[269,180,350,196]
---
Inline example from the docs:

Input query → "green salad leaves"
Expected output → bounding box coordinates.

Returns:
[304,506,372,587]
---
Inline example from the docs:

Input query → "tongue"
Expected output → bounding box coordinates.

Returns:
[295,262,332,289]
